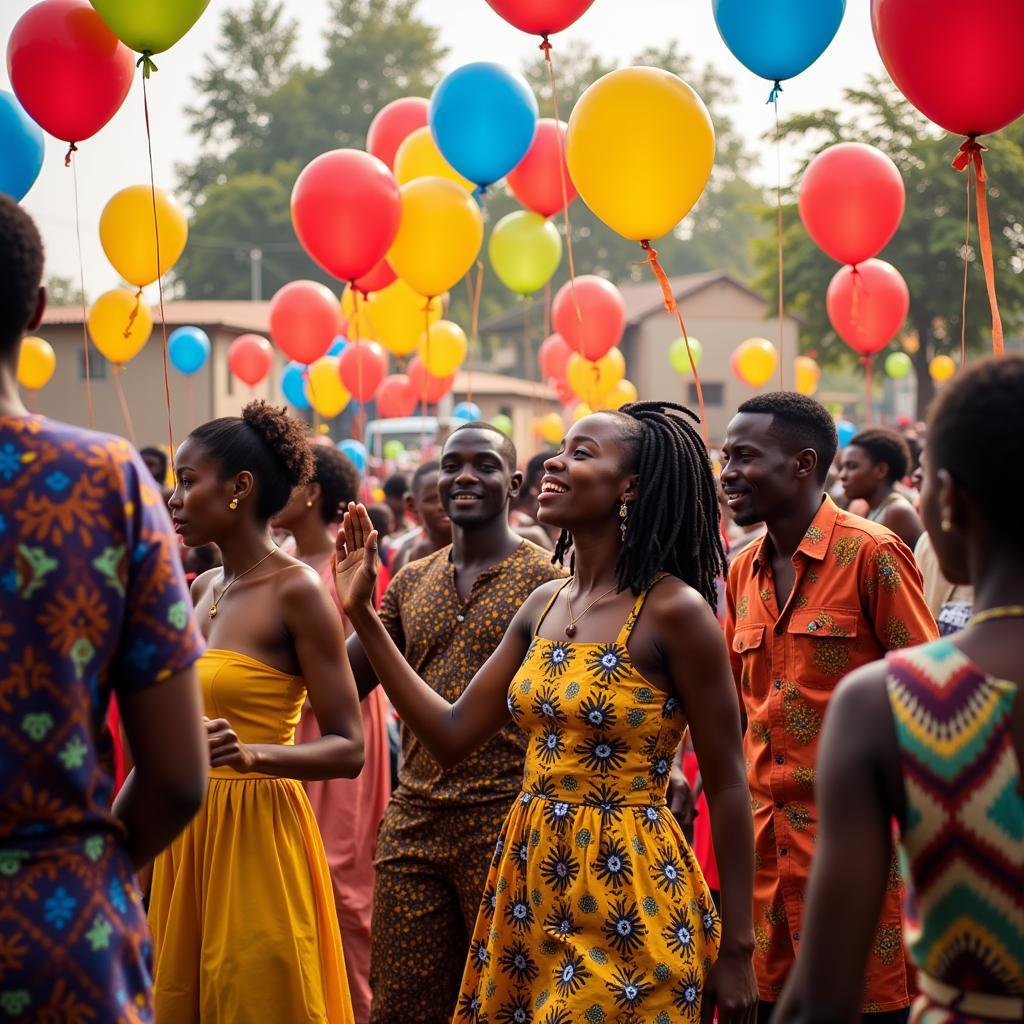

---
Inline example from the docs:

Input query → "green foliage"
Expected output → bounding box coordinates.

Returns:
[751,76,1024,416]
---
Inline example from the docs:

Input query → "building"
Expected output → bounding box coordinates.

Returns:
[480,271,802,442]
[31,302,560,459]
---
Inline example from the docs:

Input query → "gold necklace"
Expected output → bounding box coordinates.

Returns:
[209,549,276,619]
[970,605,1024,627]
[564,581,618,638]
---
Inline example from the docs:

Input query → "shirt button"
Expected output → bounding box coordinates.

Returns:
[775,755,784,766]
[773,679,782,690]
[779,847,788,857]
[456,614,465,623]
[775,801,784,810]
[774,625,783,635]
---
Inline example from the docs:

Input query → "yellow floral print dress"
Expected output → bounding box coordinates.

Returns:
[454,577,720,1024]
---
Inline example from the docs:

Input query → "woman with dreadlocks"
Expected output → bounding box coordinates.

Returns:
[335,404,757,1023]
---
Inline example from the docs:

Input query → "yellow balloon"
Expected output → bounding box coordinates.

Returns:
[419,320,467,377]
[306,356,351,418]
[17,335,56,390]
[566,349,626,407]
[99,185,189,287]
[571,402,592,423]
[395,126,474,192]
[536,412,564,444]
[566,67,715,242]
[88,289,154,365]
[365,278,444,356]
[794,356,821,396]
[929,354,956,382]
[602,378,638,410]
[388,177,484,298]
[733,338,778,388]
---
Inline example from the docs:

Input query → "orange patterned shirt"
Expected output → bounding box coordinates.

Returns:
[724,496,937,1008]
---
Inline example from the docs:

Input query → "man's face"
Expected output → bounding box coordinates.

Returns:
[438,429,521,528]
[142,452,165,484]
[412,470,451,545]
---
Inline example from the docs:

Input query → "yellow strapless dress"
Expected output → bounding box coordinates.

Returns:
[149,649,353,1023]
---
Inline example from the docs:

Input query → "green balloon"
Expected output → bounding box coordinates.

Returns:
[488,211,562,296]
[383,440,405,460]
[668,336,703,375]
[491,414,513,437]
[90,0,212,57]
[885,352,913,380]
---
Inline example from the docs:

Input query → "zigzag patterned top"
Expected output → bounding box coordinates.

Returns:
[886,639,1023,1001]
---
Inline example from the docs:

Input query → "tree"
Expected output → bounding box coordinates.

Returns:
[750,76,1024,416]
[44,274,85,307]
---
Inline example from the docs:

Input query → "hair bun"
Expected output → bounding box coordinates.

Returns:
[241,400,313,489]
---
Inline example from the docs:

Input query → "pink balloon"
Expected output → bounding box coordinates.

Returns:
[538,333,573,380]
[366,97,430,171]
[550,376,576,407]
[228,334,273,387]
[291,150,401,282]
[408,357,454,404]
[268,280,340,364]
[376,373,418,418]
[338,341,388,403]
[826,259,910,356]
[507,118,577,218]
[799,144,905,266]
[552,276,625,360]
[353,258,397,297]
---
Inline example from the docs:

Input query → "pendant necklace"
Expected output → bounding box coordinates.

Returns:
[564,581,618,638]
[209,548,276,619]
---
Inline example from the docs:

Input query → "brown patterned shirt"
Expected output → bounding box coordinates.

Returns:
[724,495,937,1007]
[379,540,565,808]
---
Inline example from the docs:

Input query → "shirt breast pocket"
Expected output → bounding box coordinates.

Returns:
[787,607,860,690]
[732,623,767,700]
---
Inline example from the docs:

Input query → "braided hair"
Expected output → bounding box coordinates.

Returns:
[552,401,728,607]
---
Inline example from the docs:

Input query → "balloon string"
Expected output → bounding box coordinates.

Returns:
[523,296,537,446]
[861,356,873,427]
[113,365,137,445]
[639,241,708,444]
[142,70,176,459]
[124,287,142,338]
[773,91,785,389]
[543,279,552,337]
[541,36,580,321]
[353,290,365,442]
[186,376,194,431]
[64,141,78,168]
[952,137,1003,356]
[468,260,484,404]
[959,155,972,373]
[767,80,783,106]
[69,150,94,429]
[136,51,159,79]
[850,264,861,331]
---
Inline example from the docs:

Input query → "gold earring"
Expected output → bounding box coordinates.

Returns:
[941,518,952,533]
[306,500,314,508]
[619,501,629,540]
[229,498,238,510]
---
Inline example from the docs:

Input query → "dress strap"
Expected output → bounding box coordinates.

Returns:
[534,578,574,636]
[615,573,669,647]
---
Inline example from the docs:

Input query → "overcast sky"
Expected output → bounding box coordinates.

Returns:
[2,0,885,299]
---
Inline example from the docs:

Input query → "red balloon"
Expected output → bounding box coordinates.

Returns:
[826,259,910,356]
[550,376,576,407]
[7,0,134,144]
[484,0,596,35]
[871,0,1024,137]
[353,258,397,297]
[538,333,573,380]
[338,341,388,403]
[799,143,905,266]
[366,97,429,171]
[291,149,401,283]
[376,373,418,418]
[507,118,577,218]
[228,334,273,387]
[268,280,340,364]
[552,275,625,361]
[408,357,454,404]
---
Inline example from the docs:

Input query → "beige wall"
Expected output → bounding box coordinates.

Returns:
[626,279,801,444]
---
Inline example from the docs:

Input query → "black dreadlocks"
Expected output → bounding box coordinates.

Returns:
[552,401,728,608]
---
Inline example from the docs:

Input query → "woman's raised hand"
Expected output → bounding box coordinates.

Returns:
[333,502,380,614]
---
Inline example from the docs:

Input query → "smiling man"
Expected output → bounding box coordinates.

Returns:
[720,392,937,1024]
[344,422,565,1024]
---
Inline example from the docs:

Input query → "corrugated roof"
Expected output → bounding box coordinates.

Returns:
[42,301,273,332]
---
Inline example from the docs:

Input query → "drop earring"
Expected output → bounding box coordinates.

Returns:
[941,518,952,533]
[229,498,239,510]
[618,501,629,540]
[306,500,314,508]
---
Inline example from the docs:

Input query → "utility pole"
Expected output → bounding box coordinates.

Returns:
[249,247,263,301]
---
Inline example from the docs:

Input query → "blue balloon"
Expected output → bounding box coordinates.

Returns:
[0,90,44,202]
[836,419,857,449]
[328,336,347,357]
[430,63,538,188]
[713,0,845,90]
[167,326,211,375]
[452,401,481,422]
[338,439,367,471]
[281,361,311,410]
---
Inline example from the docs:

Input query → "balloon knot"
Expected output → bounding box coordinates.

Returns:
[124,288,142,339]
[137,51,159,79]
[767,80,783,106]
[64,142,78,167]
[539,36,552,60]
[952,136,988,183]
[639,241,677,313]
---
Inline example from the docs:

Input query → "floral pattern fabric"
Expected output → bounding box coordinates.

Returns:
[0,415,204,1022]
[455,577,720,1023]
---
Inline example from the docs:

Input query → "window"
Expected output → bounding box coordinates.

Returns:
[688,381,724,406]
[77,343,109,381]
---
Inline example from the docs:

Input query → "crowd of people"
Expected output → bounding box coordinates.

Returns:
[0,196,1020,1024]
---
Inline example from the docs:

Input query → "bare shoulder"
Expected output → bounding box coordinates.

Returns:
[643,575,719,631]
[273,557,327,608]
[830,661,892,721]
[190,566,219,602]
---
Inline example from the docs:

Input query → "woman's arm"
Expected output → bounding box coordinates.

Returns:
[333,503,543,767]
[650,582,757,1024]
[206,566,364,781]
